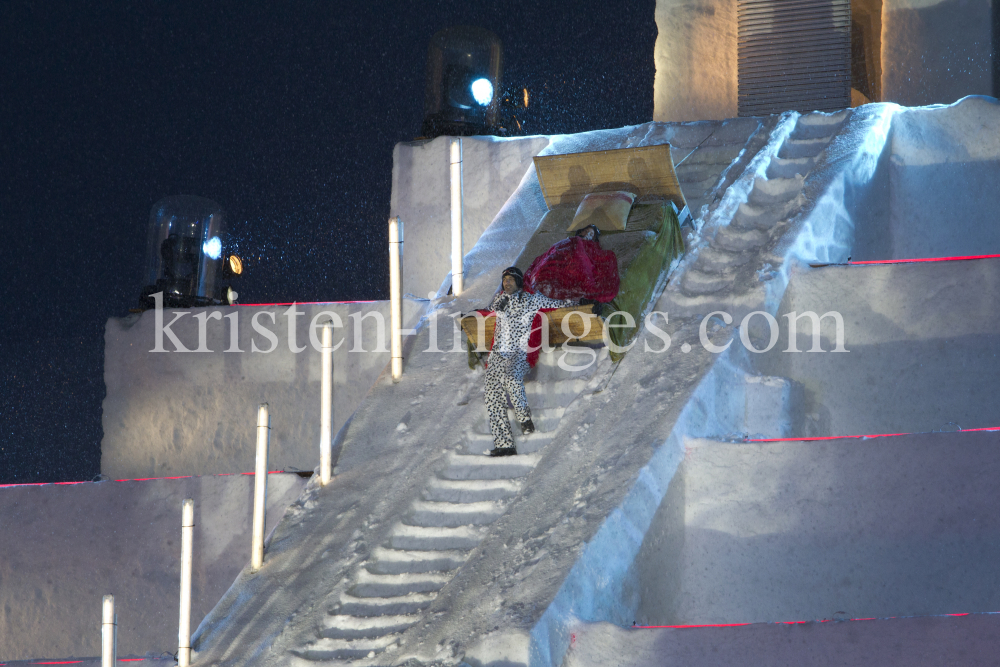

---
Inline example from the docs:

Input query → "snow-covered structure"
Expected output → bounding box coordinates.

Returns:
[0,473,306,660]
[654,0,995,121]
[7,66,1000,666]
[181,97,1000,666]
[101,301,423,479]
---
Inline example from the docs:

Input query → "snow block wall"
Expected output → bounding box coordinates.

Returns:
[564,606,1000,666]
[102,300,422,479]
[752,257,1000,437]
[882,97,1000,259]
[0,473,305,661]
[654,0,737,122]
[653,0,995,122]
[390,135,550,300]
[634,431,1000,626]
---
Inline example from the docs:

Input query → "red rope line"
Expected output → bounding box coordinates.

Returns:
[236,300,376,307]
[849,253,1000,265]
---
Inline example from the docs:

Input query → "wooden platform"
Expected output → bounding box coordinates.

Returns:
[461,303,604,351]
[533,144,687,211]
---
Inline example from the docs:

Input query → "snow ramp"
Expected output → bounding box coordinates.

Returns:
[186,100,995,667]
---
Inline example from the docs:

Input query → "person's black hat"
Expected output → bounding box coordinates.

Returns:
[501,266,524,289]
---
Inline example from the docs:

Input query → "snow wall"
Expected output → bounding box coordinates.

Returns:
[390,135,550,300]
[102,300,422,479]
[653,0,995,122]
[565,610,1000,666]
[0,473,305,661]
[634,430,1000,626]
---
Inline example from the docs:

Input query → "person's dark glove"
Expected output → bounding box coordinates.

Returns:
[578,298,604,318]
[494,294,509,312]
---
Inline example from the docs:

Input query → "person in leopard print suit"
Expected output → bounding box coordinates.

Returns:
[485,266,577,457]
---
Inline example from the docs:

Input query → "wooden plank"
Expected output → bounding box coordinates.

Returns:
[532,145,686,212]
[461,304,604,351]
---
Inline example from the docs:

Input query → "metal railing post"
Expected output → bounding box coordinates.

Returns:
[101,595,116,667]
[389,217,404,381]
[320,322,333,484]
[450,137,464,295]
[178,499,194,667]
[251,404,270,572]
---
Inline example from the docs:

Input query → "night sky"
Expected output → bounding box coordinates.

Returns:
[0,1,657,483]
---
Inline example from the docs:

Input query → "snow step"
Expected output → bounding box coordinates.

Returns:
[293,635,397,661]
[471,407,565,435]
[407,499,506,527]
[388,524,485,551]
[348,570,450,598]
[320,614,418,640]
[424,478,522,502]
[777,137,831,160]
[712,226,768,252]
[523,379,589,407]
[730,200,798,230]
[680,268,732,295]
[790,110,848,138]
[694,246,751,273]
[746,175,804,206]
[335,592,436,617]
[463,430,554,456]
[368,547,468,574]
[442,453,540,480]
[765,155,816,180]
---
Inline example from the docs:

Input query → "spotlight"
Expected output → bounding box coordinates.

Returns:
[202,236,222,260]
[223,254,243,277]
[471,78,493,106]
[139,196,245,309]
[421,26,503,138]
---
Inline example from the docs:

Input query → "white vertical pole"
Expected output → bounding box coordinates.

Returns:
[389,217,403,382]
[450,137,464,295]
[101,595,116,667]
[178,499,194,667]
[320,322,333,485]
[251,403,269,572]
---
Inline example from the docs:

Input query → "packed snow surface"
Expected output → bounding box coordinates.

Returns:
[187,97,1000,667]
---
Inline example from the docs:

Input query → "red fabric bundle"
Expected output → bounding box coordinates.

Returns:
[523,236,619,303]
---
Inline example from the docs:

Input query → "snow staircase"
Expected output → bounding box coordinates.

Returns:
[293,351,610,663]
[670,109,850,309]
[191,112,878,667]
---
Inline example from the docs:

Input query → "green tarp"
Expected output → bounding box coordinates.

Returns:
[603,203,684,361]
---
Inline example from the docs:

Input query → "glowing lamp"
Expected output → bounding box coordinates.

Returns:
[421,26,502,138]
[471,78,493,106]
[202,236,222,260]
[139,195,242,309]
[223,254,243,277]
